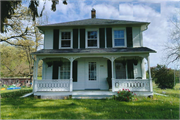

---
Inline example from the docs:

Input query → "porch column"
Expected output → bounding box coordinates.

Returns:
[147,56,153,92]
[69,58,74,92]
[110,57,115,92]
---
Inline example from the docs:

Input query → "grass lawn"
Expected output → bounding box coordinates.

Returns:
[0,83,179,119]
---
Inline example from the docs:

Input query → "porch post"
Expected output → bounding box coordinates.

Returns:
[110,57,115,92]
[147,56,153,92]
[70,58,74,92]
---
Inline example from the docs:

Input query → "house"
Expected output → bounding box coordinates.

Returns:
[31,9,156,99]
[0,78,31,87]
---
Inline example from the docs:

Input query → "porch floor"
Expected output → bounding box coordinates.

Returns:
[34,90,153,97]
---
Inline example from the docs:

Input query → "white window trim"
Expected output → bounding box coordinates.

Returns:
[86,29,99,48]
[59,29,73,49]
[112,28,127,48]
[114,60,127,79]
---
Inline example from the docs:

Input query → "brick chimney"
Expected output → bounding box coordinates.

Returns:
[91,8,96,18]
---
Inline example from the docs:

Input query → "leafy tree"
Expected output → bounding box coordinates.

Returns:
[1,0,67,33]
[0,5,43,84]
[151,64,177,89]
[0,43,28,77]
[1,1,21,33]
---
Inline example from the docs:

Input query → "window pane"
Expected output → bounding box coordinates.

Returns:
[60,62,70,79]
[115,39,125,46]
[89,62,96,80]
[88,40,97,47]
[62,32,71,39]
[62,40,70,47]
[114,30,124,38]
[88,31,97,39]
[115,61,126,79]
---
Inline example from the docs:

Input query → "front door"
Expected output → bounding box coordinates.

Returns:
[85,61,99,89]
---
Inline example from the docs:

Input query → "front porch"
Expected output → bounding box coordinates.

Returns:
[33,78,153,97]
[32,50,154,97]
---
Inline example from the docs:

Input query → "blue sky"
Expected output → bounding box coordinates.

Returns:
[22,0,180,69]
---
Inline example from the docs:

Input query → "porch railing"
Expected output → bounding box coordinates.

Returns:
[113,79,150,92]
[34,79,70,92]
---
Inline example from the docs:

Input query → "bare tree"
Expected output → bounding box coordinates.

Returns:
[165,18,180,64]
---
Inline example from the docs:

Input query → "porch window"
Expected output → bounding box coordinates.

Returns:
[87,31,98,48]
[60,62,70,79]
[113,30,125,47]
[61,32,71,48]
[115,61,126,79]
[89,62,96,80]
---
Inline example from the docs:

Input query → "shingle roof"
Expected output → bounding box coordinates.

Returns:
[31,47,156,55]
[37,18,150,28]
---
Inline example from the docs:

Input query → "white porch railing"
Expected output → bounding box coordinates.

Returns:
[113,79,150,92]
[34,79,70,92]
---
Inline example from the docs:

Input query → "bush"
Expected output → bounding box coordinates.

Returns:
[154,65,175,89]
[115,89,136,102]
[1,89,32,98]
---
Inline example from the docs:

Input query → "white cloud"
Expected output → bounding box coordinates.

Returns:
[22,0,179,68]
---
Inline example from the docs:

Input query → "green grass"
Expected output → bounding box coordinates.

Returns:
[0,83,179,119]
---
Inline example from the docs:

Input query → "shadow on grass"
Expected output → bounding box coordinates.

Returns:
[1,96,179,119]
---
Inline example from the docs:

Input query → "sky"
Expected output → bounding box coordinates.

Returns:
[23,0,180,69]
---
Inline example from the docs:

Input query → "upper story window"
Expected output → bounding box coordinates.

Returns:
[113,29,126,47]
[60,31,72,48]
[86,29,99,48]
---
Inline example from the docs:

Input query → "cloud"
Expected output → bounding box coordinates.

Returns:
[22,0,179,68]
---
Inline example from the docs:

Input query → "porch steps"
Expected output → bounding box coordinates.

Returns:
[72,95,113,99]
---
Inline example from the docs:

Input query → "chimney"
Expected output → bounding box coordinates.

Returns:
[91,8,96,18]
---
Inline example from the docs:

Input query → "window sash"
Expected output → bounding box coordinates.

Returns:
[60,62,70,79]
[114,30,125,47]
[87,31,97,47]
[115,61,126,79]
[89,62,96,80]
[61,31,71,48]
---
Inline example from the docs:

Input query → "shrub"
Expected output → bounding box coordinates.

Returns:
[1,89,32,98]
[116,89,136,102]
[154,65,175,89]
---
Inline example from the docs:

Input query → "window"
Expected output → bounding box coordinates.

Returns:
[113,30,125,47]
[115,61,126,79]
[87,30,98,48]
[60,62,70,79]
[61,31,71,48]
[89,62,96,80]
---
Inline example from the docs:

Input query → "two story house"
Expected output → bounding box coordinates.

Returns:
[31,9,156,98]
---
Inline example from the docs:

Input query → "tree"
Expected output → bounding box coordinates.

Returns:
[1,0,67,33]
[165,16,180,64]
[0,1,21,33]
[0,5,43,85]
[150,64,177,89]
[0,43,29,77]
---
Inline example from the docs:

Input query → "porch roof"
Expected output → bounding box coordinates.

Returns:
[31,47,156,55]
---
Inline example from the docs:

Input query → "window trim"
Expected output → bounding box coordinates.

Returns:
[58,61,70,79]
[59,29,73,49]
[114,60,127,79]
[86,29,99,48]
[112,28,127,48]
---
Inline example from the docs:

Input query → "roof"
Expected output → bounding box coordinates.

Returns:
[31,47,156,55]
[37,18,150,28]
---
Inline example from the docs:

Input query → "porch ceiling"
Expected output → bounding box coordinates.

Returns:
[31,47,156,55]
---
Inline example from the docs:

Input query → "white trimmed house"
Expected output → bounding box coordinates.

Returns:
[31,9,156,98]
